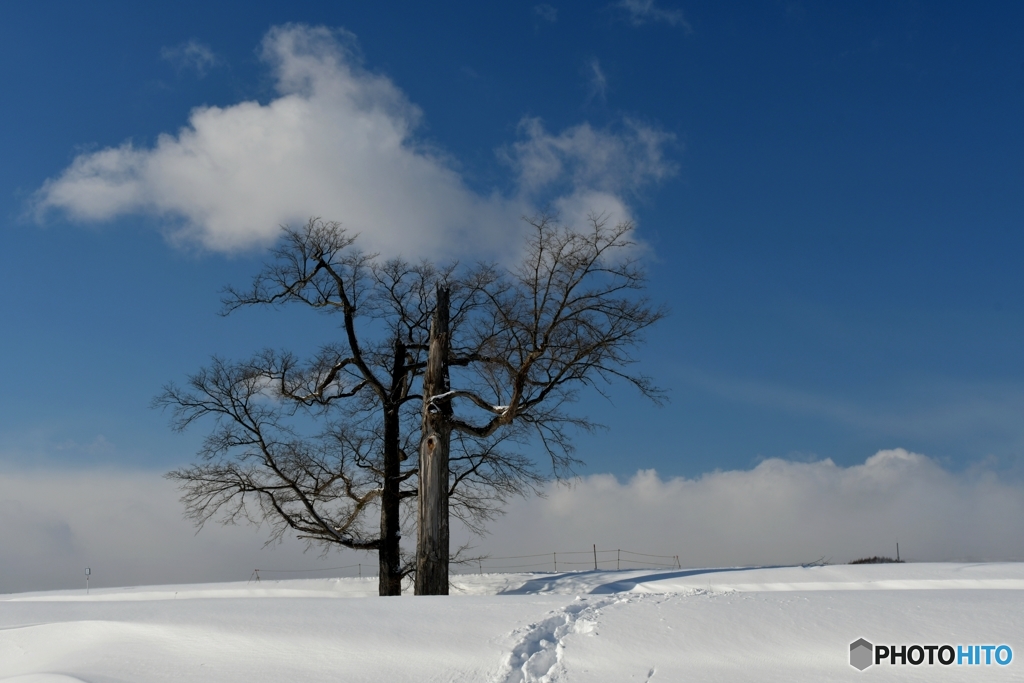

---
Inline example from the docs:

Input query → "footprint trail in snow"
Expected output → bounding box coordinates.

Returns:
[492,595,620,683]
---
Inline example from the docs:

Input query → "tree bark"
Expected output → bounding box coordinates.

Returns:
[378,339,406,596]
[415,286,451,595]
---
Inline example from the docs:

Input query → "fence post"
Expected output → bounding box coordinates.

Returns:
[617,549,620,571]
[554,552,557,572]
[593,544,598,571]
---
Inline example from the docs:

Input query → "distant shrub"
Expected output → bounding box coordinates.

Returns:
[850,556,904,564]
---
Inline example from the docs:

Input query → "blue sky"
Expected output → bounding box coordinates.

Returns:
[3,0,1024,485]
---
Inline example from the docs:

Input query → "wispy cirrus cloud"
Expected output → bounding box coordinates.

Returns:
[585,58,608,104]
[33,24,675,258]
[615,0,692,31]
[160,39,222,77]
[534,4,558,23]
[678,366,1024,454]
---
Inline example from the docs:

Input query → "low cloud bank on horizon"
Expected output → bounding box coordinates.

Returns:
[478,449,1024,567]
[2,449,1021,594]
[31,24,674,258]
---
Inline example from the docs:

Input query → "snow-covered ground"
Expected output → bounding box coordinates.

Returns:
[1,563,1021,682]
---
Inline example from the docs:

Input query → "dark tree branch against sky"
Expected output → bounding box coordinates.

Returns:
[415,214,666,594]
[158,219,550,595]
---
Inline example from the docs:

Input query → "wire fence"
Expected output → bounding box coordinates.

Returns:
[250,563,366,582]
[472,547,681,573]
[249,546,681,582]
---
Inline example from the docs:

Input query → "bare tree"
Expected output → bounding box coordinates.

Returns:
[158,218,540,596]
[157,354,385,552]
[414,213,666,594]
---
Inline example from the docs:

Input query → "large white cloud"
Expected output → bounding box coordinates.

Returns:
[33,24,674,258]
[467,449,1024,569]
[3,449,1022,594]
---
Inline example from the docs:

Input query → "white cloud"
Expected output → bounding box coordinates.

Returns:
[4,449,1022,593]
[586,58,608,104]
[615,0,692,31]
[463,449,1024,569]
[33,24,674,258]
[534,4,558,23]
[0,468,356,594]
[160,39,221,77]
[502,117,676,228]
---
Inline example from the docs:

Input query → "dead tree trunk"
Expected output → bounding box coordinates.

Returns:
[415,286,451,595]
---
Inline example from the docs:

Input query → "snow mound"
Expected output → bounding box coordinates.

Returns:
[0,676,89,683]
[7,563,1024,602]
[1,564,1022,682]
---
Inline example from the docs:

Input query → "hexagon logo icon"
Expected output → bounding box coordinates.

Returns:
[850,638,873,671]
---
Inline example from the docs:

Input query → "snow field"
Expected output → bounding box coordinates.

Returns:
[1,563,1022,682]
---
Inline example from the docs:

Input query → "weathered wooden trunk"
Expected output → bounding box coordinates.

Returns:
[415,286,451,595]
